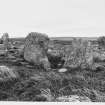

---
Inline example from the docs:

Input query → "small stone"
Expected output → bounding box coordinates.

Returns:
[58,68,67,73]
[20,61,30,65]
[25,64,34,68]
[0,50,7,56]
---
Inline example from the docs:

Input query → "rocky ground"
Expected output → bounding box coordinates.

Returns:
[0,38,105,102]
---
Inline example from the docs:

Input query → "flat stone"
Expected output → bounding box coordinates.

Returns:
[20,61,30,65]
[56,95,91,102]
[8,55,16,59]
[25,64,34,68]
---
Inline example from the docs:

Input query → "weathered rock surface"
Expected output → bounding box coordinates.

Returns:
[23,32,50,69]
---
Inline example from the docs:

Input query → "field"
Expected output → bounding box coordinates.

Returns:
[0,37,105,102]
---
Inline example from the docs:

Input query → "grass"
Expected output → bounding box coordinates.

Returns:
[0,61,105,101]
[0,38,105,101]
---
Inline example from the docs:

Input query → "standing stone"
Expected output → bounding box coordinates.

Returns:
[1,33,9,50]
[23,32,50,69]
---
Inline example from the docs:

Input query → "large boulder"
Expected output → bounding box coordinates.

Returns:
[23,32,50,69]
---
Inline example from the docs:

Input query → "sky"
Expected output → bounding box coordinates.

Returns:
[0,0,105,38]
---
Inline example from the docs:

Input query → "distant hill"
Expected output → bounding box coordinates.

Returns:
[50,37,98,41]
[4,36,97,46]
[9,37,98,41]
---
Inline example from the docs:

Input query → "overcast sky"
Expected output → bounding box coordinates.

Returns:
[0,0,105,38]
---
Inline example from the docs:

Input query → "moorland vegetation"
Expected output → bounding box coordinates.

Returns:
[0,32,105,101]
